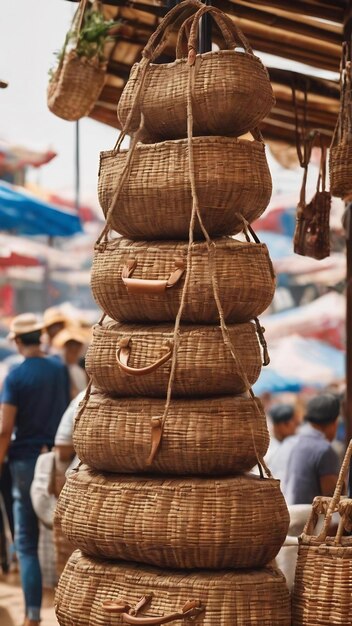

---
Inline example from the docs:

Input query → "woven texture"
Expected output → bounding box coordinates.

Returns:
[53,522,74,578]
[56,551,291,626]
[98,136,272,239]
[118,51,274,141]
[56,468,289,569]
[92,237,275,324]
[85,320,263,397]
[292,442,352,625]
[74,392,269,475]
[293,540,352,625]
[47,50,106,121]
[330,142,352,199]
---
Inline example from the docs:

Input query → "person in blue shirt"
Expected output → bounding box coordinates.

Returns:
[0,313,70,626]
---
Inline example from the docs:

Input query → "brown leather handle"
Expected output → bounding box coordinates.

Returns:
[104,599,205,625]
[122,258,185,295]
[116,339,173,376]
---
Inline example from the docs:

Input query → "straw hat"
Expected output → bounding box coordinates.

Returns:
[8,313,43,340]
[53,327,88,349]
[43,307,68,329]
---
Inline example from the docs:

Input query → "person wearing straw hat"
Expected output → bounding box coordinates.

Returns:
[42,306,68,351]
[52,326,88,399]
[283,393,341,506]
[0,313,70,626]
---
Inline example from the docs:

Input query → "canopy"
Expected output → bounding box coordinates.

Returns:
[262,292,345,350]
[254,335,345,394]
[0,182,82,237]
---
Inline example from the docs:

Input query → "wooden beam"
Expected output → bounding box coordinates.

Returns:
[214,0,342,45]
[228,0,344,23]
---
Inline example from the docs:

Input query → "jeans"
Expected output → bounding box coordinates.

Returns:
[10,456,42,621]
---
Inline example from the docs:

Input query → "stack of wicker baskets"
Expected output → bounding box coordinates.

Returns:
[55,2,291,624]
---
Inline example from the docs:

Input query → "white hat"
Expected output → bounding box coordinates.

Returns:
[43,307,68,328]
[8,313,43,340]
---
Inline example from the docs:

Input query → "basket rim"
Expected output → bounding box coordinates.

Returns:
[70,467,281,489]
[99,134,266,160]
[94,320,256,336]
[94,236,269,253]
[137,48,267,71]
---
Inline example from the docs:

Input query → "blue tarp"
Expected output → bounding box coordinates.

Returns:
[0,182,82,236]
[253,370,303,395]
[256,231,293,260]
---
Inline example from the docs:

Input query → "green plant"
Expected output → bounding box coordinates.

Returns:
[49,7,120,79]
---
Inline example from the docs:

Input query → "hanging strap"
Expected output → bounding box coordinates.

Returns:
[146,53,271,475]
[176,4,252,61]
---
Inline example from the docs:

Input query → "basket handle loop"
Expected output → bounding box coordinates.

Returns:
[185,4,252,64]
[316,439,352,542]
[116,338,173,376]
[122,258,185,294]
[104,597,205,625]
[142,0,202,62]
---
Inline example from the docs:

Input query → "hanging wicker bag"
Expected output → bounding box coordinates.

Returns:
[292,440,352,626]
[56,467,289,569]
[47,0,107,121]
[98,134,272,240]
[92,233,275,324]
[330,44,352,199]
[117,0,274,141]
[74,392,269,475]
[56,551,291,626]
[85,319,267,398]
[294,141,331,260]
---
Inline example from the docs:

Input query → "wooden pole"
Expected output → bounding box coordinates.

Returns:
[343,1,352,492]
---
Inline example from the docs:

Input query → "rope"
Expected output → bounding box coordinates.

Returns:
[96,58,150,245]
[148,59,272,476]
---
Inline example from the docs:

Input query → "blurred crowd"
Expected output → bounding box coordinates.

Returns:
[0,310,348,624]
[0,308,90,626]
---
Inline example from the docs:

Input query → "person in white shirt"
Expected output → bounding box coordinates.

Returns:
[266,404,298,491]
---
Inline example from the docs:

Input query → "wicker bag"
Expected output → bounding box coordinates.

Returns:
[117,1,274,141]
[47,0,107,121]
[56,551,291,626]
[292,440,352,625]
[294,144,331,260]
[98,134,272,240]
[85,319,267,398]
[56,467,289,569]
[74,392,269,475]
[330,44,352,199]
[91,234,275,324]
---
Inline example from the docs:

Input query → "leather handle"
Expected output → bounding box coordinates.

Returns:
[122,258,185,295]
[116,339,173,376]
[123,600,204,624]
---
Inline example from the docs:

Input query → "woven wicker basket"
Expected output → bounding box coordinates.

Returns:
[74,392,269,475]
[98,136,272,240]
[329,46,352,199]
[91,236,275,324]
[56,467,289,569]
[292,440,352,625]
[85,320,264,397]
[117,1,274,141]
[48,50,106,122]
[330,142,352,199]
[56,551,291,626]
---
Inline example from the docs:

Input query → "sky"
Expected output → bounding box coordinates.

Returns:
[0,1,339,211]
[0,0,118,207]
